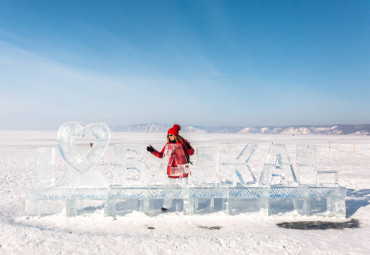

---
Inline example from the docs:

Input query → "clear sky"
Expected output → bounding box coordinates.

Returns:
[0,0,369,130]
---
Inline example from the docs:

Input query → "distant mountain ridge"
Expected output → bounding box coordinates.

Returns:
[110,124,370,135]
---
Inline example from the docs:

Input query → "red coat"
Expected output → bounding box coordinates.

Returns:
[152,141,194,178]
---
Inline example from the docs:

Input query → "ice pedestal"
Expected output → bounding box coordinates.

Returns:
[104,185,346,217]
[228,186,346,216]
[26,185,346,217]
[228,187,268,215]
[25,188,107,216]
[106,186,148,216]
[307,186,346,217]
[186,186,229,215]
[106,185,187,216]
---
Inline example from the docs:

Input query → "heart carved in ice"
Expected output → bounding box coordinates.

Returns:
[57,122,111,173]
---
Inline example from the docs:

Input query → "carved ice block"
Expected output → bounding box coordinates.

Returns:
[57,122,110,187]
[34,147,56,188]
[296,145,317,185]
[258,144,297,186]
[113,144,150,186]
[316,171,338,186]
[219,144,257,186]
[194,146,219,185]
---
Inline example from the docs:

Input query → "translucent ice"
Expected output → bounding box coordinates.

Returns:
[34,147,56,188]
[218,143,257,164]
[258,144,297,186]
[113,144,151,186]
[317,171,338,186]
[57,122,111,187]
[57,121,111,173]
[296,145,317,185]
[218,144,257,186]
[194,146,219,185]
[25,129,347,218]
[296,145,316,166]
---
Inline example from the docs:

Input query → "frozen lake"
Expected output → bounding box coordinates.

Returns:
[0,131,369,254]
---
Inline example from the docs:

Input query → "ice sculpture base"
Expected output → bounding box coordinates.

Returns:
[25,188,108,217]
[25,186,346,218]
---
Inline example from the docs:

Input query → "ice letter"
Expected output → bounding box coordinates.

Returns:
[113,144,150,186]
[258,144,297,186]
[218,144,257,186]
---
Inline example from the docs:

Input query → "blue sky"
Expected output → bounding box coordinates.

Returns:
[0,0,369,130]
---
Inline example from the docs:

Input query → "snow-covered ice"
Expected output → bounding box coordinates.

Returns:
[0,131,369,254]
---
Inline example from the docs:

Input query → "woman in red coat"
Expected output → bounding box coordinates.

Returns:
[147,124,194,210]
[147,124,194,178]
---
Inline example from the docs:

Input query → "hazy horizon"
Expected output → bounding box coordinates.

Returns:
[1,122,370,132]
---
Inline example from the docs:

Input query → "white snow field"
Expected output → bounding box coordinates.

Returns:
[0,131,369,254]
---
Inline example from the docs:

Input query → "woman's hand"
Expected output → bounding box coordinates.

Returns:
[147,145,155,153]
[184,141,192,150]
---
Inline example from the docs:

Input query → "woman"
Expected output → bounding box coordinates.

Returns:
[147,124,194,211]
[147,124,194,178]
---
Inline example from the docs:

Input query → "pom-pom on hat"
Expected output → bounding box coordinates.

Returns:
[168,124,181,136]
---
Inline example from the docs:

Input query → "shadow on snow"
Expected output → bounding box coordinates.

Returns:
[346,189,370,218]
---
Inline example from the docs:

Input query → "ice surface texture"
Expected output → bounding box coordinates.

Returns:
[57,122,111,187]
[218,144,257,186]
[194,146,218,185]
[28,186,345,217]
[57,121,110,173]
[34,147,56,188]
[258,144,297,186]
[296,145,339,186]
[113,144,151,186]
[296,145,317,185]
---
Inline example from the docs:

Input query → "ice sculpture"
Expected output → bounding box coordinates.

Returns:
[112,144,150,186]
[57,122,111,187]
[258,144,297,186]
[108,144,152,215]
[194,146,219,185]
[186,146,222,214]
[218,144,257,186]
[317,171,338,186]
[296,145,317,185]
[34,147,56,188]
[25,127,346,218]
[26,122,111,217]
[186,144,257,215]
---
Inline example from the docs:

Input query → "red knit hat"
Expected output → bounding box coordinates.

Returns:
[168,124,181,136]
